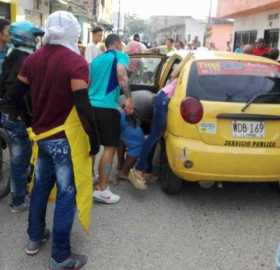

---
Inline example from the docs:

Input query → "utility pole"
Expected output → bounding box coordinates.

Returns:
[117,0,121,34]
[208,0,213,25]
[204,0,213,46]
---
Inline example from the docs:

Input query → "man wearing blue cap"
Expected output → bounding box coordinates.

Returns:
[0,21,44,213]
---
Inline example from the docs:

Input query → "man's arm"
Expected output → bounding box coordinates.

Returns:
[84,44,93,63]
[71,79,100,155]
[117,64,133,114]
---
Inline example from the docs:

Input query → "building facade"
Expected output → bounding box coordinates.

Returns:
[185,17,207,47]
[0,0,113,44]
[217,0,280,50]
[150,16,189,45]
[93,0,113,29]
[0,0,17,21]
[206,18,234,51]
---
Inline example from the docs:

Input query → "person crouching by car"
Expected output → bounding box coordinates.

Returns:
[117,109,146,189]
[128,55,190,189]
[0,21,44,213]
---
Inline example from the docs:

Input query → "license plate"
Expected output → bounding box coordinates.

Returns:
[232,121,265,138]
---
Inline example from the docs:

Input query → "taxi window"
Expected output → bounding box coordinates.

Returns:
[187,60,280,103]
[128,57,162,87]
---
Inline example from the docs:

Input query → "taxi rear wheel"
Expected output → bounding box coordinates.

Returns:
[159,142,183,195]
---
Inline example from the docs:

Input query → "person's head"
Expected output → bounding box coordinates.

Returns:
[43,11,81,54]
[10,21,44,49]
[243,44,254,54]
[187,42,192,50]
[165,38,174,49]
[92,26,103,44]
[133,33,140,42]
[255,38,265,49]
[175,40,185,50]
[105,34,122,51]
[0,19,10,45]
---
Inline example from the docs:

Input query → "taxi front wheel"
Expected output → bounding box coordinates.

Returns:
[159,142,183,195]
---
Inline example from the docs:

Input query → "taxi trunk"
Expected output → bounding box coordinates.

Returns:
[166,58,280,182]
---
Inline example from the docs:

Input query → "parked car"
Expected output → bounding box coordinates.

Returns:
[160,51,280,194]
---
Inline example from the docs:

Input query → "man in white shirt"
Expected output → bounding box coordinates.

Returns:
[85,26,103,63]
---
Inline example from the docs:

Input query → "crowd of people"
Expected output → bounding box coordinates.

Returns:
[0,10,182,270]
[235,38,280,60]
[1,9,280,270]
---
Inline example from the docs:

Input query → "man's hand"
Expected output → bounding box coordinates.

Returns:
[124,96,134,115]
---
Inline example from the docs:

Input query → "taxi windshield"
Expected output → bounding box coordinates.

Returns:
[128,57,162,87]
[187,60,280,103]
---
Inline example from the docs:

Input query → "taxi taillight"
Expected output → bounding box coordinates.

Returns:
[180,97,203,124]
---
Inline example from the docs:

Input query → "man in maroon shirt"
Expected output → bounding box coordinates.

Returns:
[17,11,98,270]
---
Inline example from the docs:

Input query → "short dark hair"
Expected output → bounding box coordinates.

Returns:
[0,19,10,33]
[105,34,121,48]
[256,38,264,44]
[92,26,103,34]
[133,33,140,41]
[167,38,174,43]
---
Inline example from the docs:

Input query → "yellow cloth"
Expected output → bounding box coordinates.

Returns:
[28,108,93,232]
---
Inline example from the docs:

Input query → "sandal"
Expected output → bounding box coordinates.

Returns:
[128,169,147,190]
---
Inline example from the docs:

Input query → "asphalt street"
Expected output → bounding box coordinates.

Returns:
[1,179,280,270]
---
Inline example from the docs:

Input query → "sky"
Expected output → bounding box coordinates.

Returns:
[113,0,218,19]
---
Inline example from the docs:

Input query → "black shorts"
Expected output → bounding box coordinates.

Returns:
[92,107,121,147]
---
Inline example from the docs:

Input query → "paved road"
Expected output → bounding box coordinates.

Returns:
[1,180,280,270]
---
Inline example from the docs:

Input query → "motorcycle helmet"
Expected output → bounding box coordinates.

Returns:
[10,21,44,49]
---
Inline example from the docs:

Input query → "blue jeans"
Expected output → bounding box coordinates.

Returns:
[28,138,76,263]
[1,115,31,206]
[136,91,169,172]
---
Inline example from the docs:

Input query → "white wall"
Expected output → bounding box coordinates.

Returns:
[234,9,280,42]
[185,17,206,46]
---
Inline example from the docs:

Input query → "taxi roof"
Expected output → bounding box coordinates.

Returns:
[192,50,279,65]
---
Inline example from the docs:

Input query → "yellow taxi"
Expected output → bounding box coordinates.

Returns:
[160,51,280,194]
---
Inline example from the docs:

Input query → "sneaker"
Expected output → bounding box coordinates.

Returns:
[93,187,120,204]
[10,202,29,214]
[128,169,147,190]
[25,229,50,256]
[49,253,88,270]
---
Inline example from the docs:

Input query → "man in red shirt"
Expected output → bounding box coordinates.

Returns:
[16,11,98,270]
[252,38,271,57]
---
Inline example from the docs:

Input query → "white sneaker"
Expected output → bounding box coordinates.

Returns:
[93,187,120,204]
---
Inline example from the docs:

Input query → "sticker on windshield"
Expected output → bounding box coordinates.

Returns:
[197,61,280,77]
[199,122,217,134]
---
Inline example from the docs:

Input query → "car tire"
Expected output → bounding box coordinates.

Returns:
[0,128,11,199]
[159,141,183,195]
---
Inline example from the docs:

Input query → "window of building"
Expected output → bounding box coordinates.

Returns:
[234,30,257,50]
[264,29,279,48]
[33,0,40,10]
[0,3,10,20]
